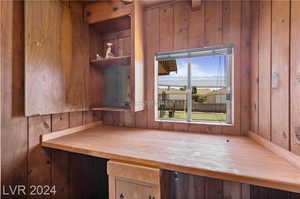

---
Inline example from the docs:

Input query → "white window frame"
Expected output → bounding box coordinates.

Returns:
[154,45,234,125]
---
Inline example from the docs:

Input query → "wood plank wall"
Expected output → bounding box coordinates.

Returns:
[161,171,300,199]
[25,1,90,116]
[1,2,106,198]
[250,0,300,155]
[103,0,251,136]
[161,171,251,199]
[1,0,299,198]
[250,0,300,196]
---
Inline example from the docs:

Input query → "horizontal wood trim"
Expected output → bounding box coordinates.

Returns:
[91,107,130,112]
[248,131,300,169]
[90,56,131,68]
[42,125,300,193]
[84,1,132,24]
[107,161,160,185]
[41,121,103,142]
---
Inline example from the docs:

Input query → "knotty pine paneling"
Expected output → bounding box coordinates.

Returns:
[271,0,290,150]
[158,1,176,132]
[1,1,27,197]
[250,0,259,134]
[250,0,300,156]
[188,3,205,48]
[28,116,52,199]
[204,0,223,46]
[250,186,300,199]
[159,5,174,52]
[1,3,104,198]
[51,113,70,199]
[240,0,251,136]
[222,0,242,135]
[258,0,271,140]
[2,0,300,198]
[106,0,251,136]
[145,7,160,129]
[69,112,83,128]
[161,171,252,199]
[25,0,89,116]
[290,0,300,156]
[174,2,189,50]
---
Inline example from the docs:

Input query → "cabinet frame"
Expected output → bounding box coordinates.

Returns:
[85,0,145,112]
[107,161,161,199]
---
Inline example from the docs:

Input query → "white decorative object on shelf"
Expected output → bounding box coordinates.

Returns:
[105,43,114,58]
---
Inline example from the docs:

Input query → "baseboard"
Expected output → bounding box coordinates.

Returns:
[41,121,103,143]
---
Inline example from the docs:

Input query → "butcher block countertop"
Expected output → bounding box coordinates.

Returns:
[42,125,300,193]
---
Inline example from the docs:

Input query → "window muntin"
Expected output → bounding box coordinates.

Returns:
[155,46,233,124]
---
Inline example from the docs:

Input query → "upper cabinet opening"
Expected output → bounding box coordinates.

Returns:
[89,16,132,110]
[89,15,132,63]
[87,1,145,112]
[91,16,131,34]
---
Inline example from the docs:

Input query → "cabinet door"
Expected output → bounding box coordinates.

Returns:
[25,0,89,116]
[116,179,157,199]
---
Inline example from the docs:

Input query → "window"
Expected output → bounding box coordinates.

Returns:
[155,45,233,124]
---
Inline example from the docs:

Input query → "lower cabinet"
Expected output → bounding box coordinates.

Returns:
[107,161,161,199]
[116,179,156,199]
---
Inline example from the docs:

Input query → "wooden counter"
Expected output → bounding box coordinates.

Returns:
[42,125,300,193]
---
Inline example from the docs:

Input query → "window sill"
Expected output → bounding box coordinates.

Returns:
[155,119,234,127]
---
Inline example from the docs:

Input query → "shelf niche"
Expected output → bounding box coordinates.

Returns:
[88,1,144,112]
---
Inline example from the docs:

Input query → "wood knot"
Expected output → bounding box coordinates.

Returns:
[283,131,287,139]
[43,122,50,129]
[85,11,91,17]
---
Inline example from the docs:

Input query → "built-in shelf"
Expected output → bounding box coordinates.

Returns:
[90,56,131,67]
[88,0,144,112]
[91,107,130,112]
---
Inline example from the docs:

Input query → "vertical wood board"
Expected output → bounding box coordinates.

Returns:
[174,2,189,50]
[204,0,223,46]
[240,0,251,136]
[145,8,160,129]
[271,0,290,150]
[250,0,259,133]
[28,116,52,199]
[159,5,174,52]
[290,0,300,155]
[258,0,271,140]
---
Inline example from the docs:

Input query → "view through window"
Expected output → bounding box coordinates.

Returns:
[155,46,233,124]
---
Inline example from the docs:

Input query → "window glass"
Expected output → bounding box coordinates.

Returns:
[156,46,233,124]
[190,56,229,123]
[157,59,188,121]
